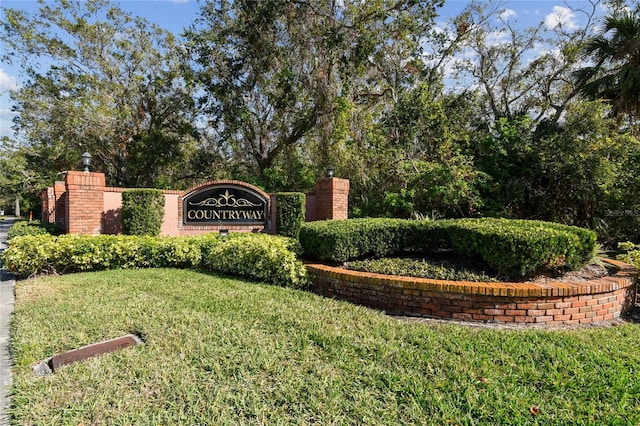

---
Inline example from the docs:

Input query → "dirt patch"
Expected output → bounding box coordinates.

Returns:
[526,262,617,284]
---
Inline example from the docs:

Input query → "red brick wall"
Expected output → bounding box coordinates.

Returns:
[305,194,317,222]
[307,260,637,325]
[40,187,54,223]
[54,181,66,228]
[65,171,106,235]
[314,178,349,221]
[40,182,67,226]
[42,174,351,235]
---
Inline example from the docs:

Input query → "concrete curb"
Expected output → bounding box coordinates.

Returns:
[0,218,16,426]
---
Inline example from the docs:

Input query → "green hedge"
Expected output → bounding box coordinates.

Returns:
[298,218,449,263]
[0,233,308,288]
[442,218,597,276]
[276,192,306,239]
[7,220,63,240]
[204,233,307,288]
[299,218,597,277]
[121,189,165,236]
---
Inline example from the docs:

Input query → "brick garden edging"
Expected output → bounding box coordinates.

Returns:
[307,259,638,325]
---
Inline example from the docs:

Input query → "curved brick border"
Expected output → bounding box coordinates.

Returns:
[307,259,638,325]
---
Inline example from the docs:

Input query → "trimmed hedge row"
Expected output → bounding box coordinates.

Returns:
[7,220,63,240]
[298,218,443,263]
[443,218,597,277]
[1,233,308,288]
[299,218,597,277]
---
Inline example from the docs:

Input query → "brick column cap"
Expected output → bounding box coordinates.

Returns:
[315,177,350,192]
[65,170,106,188]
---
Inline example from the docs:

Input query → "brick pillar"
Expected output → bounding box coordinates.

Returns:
[40,187,53,223]
[314,177,349,220]
[40,181,67,225]
[53,181,66,228]
[65,171,106,235]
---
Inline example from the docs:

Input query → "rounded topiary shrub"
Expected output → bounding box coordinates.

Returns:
[299,217,597,277]
[121,189,165,236]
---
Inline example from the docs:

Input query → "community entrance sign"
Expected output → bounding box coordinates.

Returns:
[41,172,349,236]
[183,182,269,225]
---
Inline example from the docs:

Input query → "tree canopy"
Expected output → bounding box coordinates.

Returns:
[2,0,640,243]
[1,0,199,188]
[575,6,640,130]
[184,0,443,188]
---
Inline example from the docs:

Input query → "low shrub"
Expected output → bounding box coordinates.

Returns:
[617,241,640,269]
[1,233,308,288]
[204,233,308,288]
[299,218,597,277]
[443,218,597,276]
[7,220,63,240]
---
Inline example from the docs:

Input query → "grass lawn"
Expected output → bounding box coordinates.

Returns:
[9,268,640,425]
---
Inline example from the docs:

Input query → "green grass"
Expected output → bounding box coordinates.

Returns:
[9,269,640,425]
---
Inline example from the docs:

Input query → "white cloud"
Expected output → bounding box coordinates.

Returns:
[0,69,18,91]
[544,6,580,31]
[432,21,449,36]
[499,9,517,21]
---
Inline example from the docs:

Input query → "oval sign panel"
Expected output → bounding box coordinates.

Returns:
[183,184,269,225]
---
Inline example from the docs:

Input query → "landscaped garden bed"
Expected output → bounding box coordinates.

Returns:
[3,218,640,423]
[300,218,638,325]
[307,258,636,325]
[2,217,637,326]
[345,254,500,282]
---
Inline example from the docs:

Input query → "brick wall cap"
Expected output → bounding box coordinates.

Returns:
[306,258,636,298]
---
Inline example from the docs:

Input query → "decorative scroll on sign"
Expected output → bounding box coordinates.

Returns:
[183,184,269,225]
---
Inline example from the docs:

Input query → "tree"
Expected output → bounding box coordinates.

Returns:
[0,138,46,216]
[574,7,640,129]
[453,0,600,128]
[1,0,199,188]
[185,0,443,188]
[374,84,483,218]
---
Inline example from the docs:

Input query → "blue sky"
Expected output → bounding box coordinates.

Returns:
[0,0,608,140]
